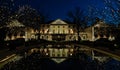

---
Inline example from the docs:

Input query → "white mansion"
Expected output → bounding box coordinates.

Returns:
[5,19,115,42]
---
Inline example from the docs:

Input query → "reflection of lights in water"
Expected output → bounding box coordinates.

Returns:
[57,45,60,47]
[7,43,9,46]
[70,53,72,56]
[58,35,60,38]
[114,44,117,47]
[46,53,48,55]
[52,58,66,63]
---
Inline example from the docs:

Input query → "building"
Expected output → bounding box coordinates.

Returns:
[38,19,78,41]
[4,20,25,41]
[84,20,115,41]
[4,19,115,42]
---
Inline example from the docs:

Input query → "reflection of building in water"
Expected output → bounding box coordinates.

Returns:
[29,45,75,63]
[29,46,74,58]
[4,19,115,41]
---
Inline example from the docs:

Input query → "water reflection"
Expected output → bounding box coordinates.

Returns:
[30,45,75,58]
[1,45,120,70]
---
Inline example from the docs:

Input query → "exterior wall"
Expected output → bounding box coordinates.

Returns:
[49,25,70,34]
[4,27,26,41]
[5,35,25,41]
[4,19,115,42]
[84,21,115,41]
[39,19,77,41]
[65,34,78,41]
[4,19,78,41]
[66,35,77,41]
[79,32,89,41]
[25,28,37,41]
[84,27,93,41]
[40,34,52,41]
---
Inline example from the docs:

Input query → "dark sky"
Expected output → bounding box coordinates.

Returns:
[15,0,105,20]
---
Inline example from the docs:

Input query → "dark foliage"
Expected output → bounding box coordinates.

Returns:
[6,38,25,50]
[94,38,114,50]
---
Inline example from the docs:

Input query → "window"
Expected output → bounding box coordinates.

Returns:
[53,30,55,34]
[63,30,65,34]
[83,36,86,40]
[69,29,70,34]
[58,29,60,34]
[82,34,87,40]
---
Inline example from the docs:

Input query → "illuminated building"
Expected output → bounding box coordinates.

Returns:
[4,19,115,41]
[84,20,115,41]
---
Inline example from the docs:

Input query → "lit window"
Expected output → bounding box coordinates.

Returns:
[53,30,55,34]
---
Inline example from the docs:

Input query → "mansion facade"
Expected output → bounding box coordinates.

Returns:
[4,19,115,42]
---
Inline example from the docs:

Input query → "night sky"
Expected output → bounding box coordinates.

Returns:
[14,0,106,20]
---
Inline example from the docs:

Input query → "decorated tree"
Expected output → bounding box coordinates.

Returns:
[0,0,15,27]
[15,5,40,29]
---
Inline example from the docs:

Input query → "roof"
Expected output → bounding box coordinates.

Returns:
[94,20,109,27]
[50,19,67,24]
[6,20,25,27]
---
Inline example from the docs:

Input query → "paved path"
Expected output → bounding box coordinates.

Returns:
[0,49,16,61]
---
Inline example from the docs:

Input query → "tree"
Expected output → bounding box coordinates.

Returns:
[15,5,40,29]
[101,0,120,46]
[87,0,120,26]
[89,0,120,25]
[0,0,15,27]
[66,7,88,41]
[0,0,16,44]
[16,5,50,30]
[102,0,120,25]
